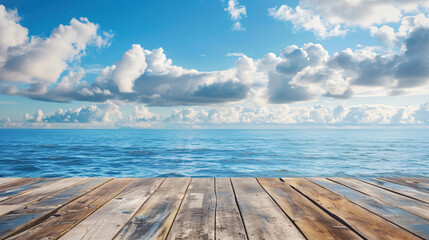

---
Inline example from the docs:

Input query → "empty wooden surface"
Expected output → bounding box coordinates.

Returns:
[285,178,421,240]
[167,178,216,240]
[114,178,191,240]
[329,177,429,220]
[215,178,247,240]
[258,178,361,240]
[231,178,305,240]
[0,177,427,240]
[59,178,164,240]
[310,177,429,239]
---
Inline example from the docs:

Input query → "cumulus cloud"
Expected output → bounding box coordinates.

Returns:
[9,102,428,128]
[3,28,429,106]
[371,14,429,46]
[269,0,429,38]
[162,104,429,126]
[38,101,121,123]
[112,44,147,93]
[1,4,429,107]
[0,4,109,97]
[224,0,246,31]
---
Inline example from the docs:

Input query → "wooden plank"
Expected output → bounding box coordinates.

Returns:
[0,178,84,216]
[410,178,429,185]
[215,178,247,240]
[7,178,135,240]
[285,178,420,240]
[114,178,191,240]
[167,178,216,240]
[311,178,429,239]
[0,177,110,239]
[0,178,83,206]
[0,178,20,186]
[258,178,361,240]
[231,178,305,240]
[0,178,59,202]
[329,177,429,220]
[59,178,164,240]
[361,178,429,203]
[380,178,429,194]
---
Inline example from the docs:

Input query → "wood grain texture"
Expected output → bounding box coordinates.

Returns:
[285,178,421,240]
[166,178,216,240]
[258,178,361,240]
[0,178,59,202]
[215,178,247,240]
[59,178,164,240]
[0,178,20,186]
[231,178,305,240]
[0,178,84,216]
[7,178,135,240]
[329,177,429,220]
[311,177,429,239]
[114,178,191,240]
[0,177,110,239]
[0,178,83,206]
[360,178,429,203]
[379,178,429,194]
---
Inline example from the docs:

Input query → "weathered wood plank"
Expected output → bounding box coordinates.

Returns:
[0,178,83,206]
[231,178,305,240]
[59,178,164,240]
[0,178,59,202]
[0,178,84,216]
[410,178,429,185]
[329,177,429,220]
[361,178,429,203]
[0,177,110,239]
[380,178,429,194]
[0,178,20,186]
[285,178,420,240]
[114,178,191,240]
[311,178,429,239]
[258,178,361,240]
[215,178,247,240]
[167,178,216,240]
[7,178,135,240]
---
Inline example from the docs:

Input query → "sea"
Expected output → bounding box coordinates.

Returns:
[0,129,428,178]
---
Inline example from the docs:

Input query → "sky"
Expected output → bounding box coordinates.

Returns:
[0,0,429,128]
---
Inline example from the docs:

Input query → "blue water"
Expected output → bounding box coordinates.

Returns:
[0,129,428,177]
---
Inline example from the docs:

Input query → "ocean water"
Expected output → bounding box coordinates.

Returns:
[0,129,428,178]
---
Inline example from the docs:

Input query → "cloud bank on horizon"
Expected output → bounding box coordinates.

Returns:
[0,1,429,128]
[3,101,428,128]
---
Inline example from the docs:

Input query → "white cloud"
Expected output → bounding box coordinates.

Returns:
[0,4,110,98]
[225,52,244,57]
[3,28,429,106]
[162,104,428,126]
[24,109,43,122]
[371,14,429,46]
[370,25,398,46]
[1,4,429,108]
[0,5,28,62]
[225,0,246,21]
[42,101,122,123]
[8,102,428,128]
[269,0,429,38]
[224,0,246,31]
[112,44,147,93]
[269,5,346,38]
[232,22,245,31]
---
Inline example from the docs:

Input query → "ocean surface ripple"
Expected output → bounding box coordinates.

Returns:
[0,129,427,177]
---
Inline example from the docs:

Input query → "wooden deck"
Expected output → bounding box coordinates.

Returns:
[0,178,428,239]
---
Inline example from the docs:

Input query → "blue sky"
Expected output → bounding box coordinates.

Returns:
[0,0,428,128]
